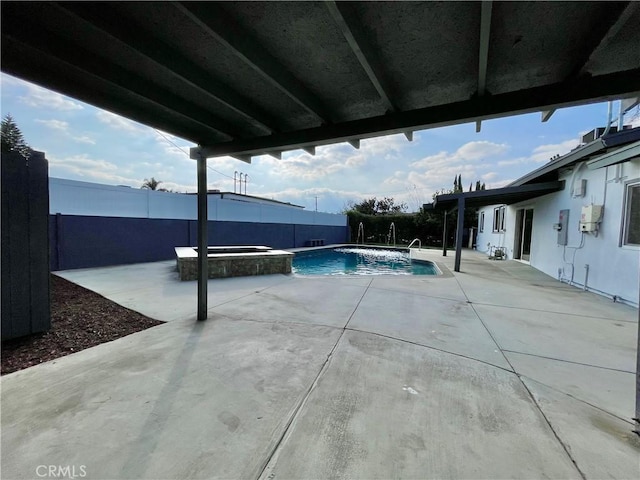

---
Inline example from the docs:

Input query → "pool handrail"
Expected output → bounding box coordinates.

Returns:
[408,238,422,250]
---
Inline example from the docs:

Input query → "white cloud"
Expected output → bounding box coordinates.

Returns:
[486,178,514,189]
[254,135,410,182]
[48,154,161,187]
[255,147,350,181]
[496,157,529,167]
[152,130,194,160]
[72,135,96,145]
[35,119,69,131]
[49,154,118,172]
[96,111,146,134]
[456,141,508,160]
[35,118,96,144]
[382,140,512,201]
[18,83,83,111]
[259,186,367,213]
[411,142,507,170]
[410,141,507,169]
[0,73,24,87]
[391,135,584,202]
[530,139,580,163]
[358,134,409,156]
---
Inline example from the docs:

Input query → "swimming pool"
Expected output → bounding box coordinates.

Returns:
[292,247,438,276]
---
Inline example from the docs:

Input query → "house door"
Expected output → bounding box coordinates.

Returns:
[515,208,534,262]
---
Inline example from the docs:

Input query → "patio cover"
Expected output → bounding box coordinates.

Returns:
[2,1,640,160]
[3,0,640,435]
[424,180,563,271]
[428,181,565,211]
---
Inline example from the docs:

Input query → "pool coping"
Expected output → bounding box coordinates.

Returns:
[287,244,452,278]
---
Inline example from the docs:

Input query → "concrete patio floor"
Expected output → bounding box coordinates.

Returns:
[2,248,638,479]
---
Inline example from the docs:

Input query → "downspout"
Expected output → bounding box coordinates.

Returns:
[617,99,624,132]
[602,101,613,137]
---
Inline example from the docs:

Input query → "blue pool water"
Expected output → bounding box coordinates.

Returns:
[293,248,438,276]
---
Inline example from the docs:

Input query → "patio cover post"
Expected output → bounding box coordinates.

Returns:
[442,211,447,257]
[197,150,208,321]
[454,197,465,272]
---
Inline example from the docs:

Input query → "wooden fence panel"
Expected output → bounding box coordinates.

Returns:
[1,151,50,340]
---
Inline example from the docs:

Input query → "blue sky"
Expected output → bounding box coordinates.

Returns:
[2,72,638,213]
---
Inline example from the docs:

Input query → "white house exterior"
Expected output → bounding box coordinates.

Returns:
[476,128,640,307]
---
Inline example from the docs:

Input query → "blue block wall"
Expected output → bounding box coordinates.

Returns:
[50,214,348,271]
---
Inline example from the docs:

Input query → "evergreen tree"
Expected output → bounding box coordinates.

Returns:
[1,113,31,159]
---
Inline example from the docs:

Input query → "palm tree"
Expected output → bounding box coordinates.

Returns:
[141,177,163,190]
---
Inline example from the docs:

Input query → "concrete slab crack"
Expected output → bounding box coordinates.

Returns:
[453,275,587,480]
[255,278,374,479]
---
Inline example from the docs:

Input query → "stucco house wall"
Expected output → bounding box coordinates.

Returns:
[476,157,639,307]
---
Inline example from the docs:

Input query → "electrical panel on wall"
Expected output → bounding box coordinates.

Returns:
[557,209,569,245]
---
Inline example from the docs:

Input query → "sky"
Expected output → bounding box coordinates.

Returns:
[2,72,639,214]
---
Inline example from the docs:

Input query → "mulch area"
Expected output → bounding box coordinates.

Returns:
[1,275,163,375]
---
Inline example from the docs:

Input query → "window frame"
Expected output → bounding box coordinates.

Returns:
[493,206,505,232]
[621,179,640,247]
[479,211,485,233]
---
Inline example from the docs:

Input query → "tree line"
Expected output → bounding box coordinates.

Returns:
[344,175,485,247]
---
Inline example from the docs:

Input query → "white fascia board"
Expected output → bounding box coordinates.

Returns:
[587,140,640,170]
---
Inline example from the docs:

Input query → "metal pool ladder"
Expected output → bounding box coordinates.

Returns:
[408,238,422,249]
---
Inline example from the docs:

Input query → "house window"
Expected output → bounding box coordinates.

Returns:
[493,206,505,232]
[622,181,640,246]
[479,211,485,232]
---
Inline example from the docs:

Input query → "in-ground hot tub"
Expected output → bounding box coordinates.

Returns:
[175,246,294,281]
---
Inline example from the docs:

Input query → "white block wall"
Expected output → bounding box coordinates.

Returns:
[49,178,346,227]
